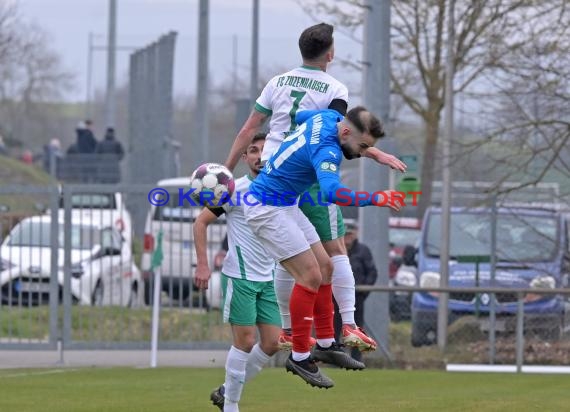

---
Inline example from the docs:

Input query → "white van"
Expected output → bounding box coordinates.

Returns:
[140,177,225,309]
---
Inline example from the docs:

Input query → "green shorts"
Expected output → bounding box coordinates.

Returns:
[299,183,346,242]
[221,274,281,327]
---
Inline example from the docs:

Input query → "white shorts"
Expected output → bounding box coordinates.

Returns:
[243,203,320,262]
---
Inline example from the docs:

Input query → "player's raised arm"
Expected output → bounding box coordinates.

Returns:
[363,146,407,172]
[193,207,224,289]
[224,110,268,172]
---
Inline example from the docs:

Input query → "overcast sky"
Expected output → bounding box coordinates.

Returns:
[18,0,362,102]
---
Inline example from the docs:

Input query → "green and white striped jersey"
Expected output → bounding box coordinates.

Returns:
[220,175,275,281]
[255,65,348,161]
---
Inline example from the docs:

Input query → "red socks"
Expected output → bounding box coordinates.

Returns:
[290,283,317,353]
[313,283,334,339]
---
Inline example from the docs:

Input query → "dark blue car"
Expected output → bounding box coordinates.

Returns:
[411,206,569,347]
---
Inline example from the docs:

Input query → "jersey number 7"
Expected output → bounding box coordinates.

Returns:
[288,90,306,131]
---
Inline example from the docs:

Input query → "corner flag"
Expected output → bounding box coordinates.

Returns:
[151,230,164,270]
[150,229,164,368]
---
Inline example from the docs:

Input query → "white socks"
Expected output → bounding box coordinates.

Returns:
[274,264,295,329]
[224,346,248,405]
[223,344,273,411]
[331,255,356,326]
[244,343,271,382]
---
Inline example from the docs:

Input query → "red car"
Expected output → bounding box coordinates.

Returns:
[388,217,421,279]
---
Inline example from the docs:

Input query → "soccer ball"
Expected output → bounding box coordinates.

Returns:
[189,163,235,207]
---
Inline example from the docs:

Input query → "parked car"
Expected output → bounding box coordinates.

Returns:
[140,178,224,309]
[56,191,133,242]
[388,217,422,279]
[0,215,142,306]
[411,206,569,347]
[389,244,417,321]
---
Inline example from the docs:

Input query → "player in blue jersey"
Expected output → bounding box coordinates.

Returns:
[243,106,402,388]
[225,23,405,357]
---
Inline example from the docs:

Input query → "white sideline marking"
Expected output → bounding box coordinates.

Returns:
[447,364,570,374]
[0,369,78,379]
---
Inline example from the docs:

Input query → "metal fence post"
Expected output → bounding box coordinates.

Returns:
[516,291,524,373]
[489,193,497,364]
[62,187,73,347]
[49,185,60,349]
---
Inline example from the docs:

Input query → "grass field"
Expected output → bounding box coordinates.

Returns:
[0,367,568,411]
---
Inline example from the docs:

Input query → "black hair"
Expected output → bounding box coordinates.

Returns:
[244,133,266,154]
[251,132,266,145]
[346,106,385,139]
[298,23,334,60]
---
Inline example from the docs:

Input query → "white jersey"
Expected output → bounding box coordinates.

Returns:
[255,65,348,161]
[220,175,275,282]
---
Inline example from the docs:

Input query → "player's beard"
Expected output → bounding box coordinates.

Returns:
[340,143,361,160]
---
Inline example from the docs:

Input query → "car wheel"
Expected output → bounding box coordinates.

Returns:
[92,280,104,306]
[411,311,436,347]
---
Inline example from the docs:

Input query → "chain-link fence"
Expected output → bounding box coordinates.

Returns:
[1,183,569,371]
[0,184,228,351]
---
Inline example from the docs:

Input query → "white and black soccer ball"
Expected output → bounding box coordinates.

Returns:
[189,163,235,207]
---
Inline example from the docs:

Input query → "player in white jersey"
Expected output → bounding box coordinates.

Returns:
[194,134,281,412]
[225,23,406,357]
[254,65,349,162]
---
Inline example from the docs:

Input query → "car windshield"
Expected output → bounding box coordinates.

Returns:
[425,211,559,262]
[390,227,421,248]
[8,221,100,250]
[60,194,116,209]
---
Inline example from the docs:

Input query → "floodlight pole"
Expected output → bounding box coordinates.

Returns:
[195,0,210,166]
[105,0,117,128]
[250,0,260,104]
[438,0,455,351]
[361,0,391,358]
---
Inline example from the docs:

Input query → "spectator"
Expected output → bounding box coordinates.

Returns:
[21,149,33,165]
[95,127,124,183]
[333,222,378,362]
[66,142,79,155]
[43,138,63,175]
[77,120,97,154]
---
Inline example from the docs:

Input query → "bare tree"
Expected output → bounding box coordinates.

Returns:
[299,0,568,216]
[0,3,74,150]
[0,2,17,63]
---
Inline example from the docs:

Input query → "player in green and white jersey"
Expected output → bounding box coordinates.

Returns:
[224,23,406,357]
[194,134,280,412]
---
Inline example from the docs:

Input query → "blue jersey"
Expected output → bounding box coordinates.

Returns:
[249,109,376,207]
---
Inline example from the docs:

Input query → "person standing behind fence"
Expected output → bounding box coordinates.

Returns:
[95,128,124,183]
[43,138,62,176]
[77,120,97,154]
[71,121,97,182]
[334,222,378,362]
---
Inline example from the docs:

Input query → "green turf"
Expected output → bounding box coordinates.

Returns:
[0,367,568,411]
